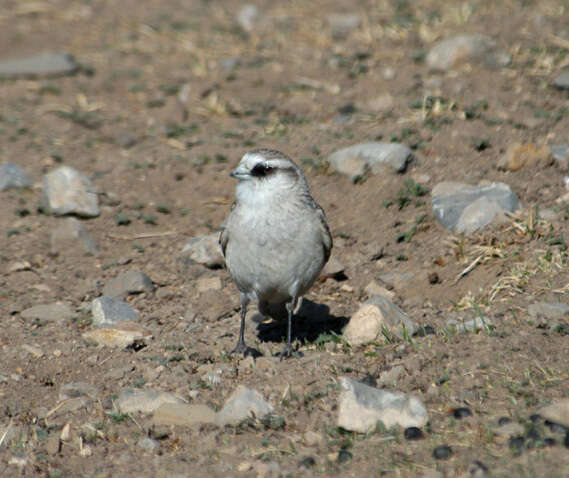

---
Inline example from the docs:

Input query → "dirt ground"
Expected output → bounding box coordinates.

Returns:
[1,0,569,476]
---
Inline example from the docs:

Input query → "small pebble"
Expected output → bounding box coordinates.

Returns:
[498,416,512,426]
[360,373,377,387]
[404,426,424,440]
[262,414,285,430]
[298,456,316,468]
[544,437,556,447]
[427,272,440,284]
[432,444,452,460]
[137,437,160,452]
[452,407,472,419]
[508,435,525,454]
[468,460,489,477]
[337,449,352,463]
[415,324,436,336]
[565,431,569,448]
[529,413,541,423]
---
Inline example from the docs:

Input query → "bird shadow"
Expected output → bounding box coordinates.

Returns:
[256,298,349,345]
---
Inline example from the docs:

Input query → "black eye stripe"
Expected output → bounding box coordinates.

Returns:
[251,163,273,177]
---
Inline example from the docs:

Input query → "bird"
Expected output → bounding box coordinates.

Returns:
[219,148,332,357]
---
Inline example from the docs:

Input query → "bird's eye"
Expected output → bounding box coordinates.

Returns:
[251,163,273,177]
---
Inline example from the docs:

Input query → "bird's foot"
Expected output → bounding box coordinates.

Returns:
[230,341,262,358]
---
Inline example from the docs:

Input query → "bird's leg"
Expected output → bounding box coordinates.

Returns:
[231,294,261,357]
[278,296,302,359]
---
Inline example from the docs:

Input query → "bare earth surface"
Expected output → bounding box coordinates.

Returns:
[1,1,569,476]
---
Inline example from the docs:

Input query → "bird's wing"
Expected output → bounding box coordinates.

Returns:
[219,201,237,258]
[315,203,333,263]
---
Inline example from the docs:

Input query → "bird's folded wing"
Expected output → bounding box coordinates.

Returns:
[316,204,333,263]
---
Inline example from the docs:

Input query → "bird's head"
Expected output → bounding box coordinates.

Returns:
[230,149,307,196]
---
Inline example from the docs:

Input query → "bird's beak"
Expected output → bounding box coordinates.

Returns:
[230,166,250,179]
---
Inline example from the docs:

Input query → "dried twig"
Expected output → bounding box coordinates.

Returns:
[0,420,12,448]
[454,254,483,283]
[108,230,178,240]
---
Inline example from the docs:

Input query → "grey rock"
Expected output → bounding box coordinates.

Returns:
[549,144,569,169]
[50,217,98,255]
[220,57,241,70]
[431,182,519,233]
[180,232,225,269]
[446,316,493,333]
[0,162,32,191]
[153,403,216,426]
[538,399,569,427]
[337,377,428,433]
[114,131,138,149]
[215,385,274,426]
[343,295,417,345]
[328,142,412,181]
[378,272,413,290]
[553,70,569,90]
[91,296,139,326]
[319,257,345,280]
[0,51,79,79]
[115,388,184,414]
[327,13,360,39]
[137,437,160,452]
[42,166,100,217]
[59,382,99,401]
[528,302,569,320]
[426,34,511,72]
[364,281,396,300]
[20,302,75,321]
[82,326,150,348]
[102,270,154,298]
[236,4,259,32]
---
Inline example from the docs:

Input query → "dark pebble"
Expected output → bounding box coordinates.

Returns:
[525,425,540,441]
[529,413,541,423]
[509,435,525,454]
[360,373,377,387]
[432,444,452,460]
[404,427,424,440]
[337,104,357,115]
[452,407,472,419]
[298,456,316,468]
[415,324,436,336]
[565,431,569,448]
[337,449,352,463]
[545,420,568,434]
[262,414,285,430]
[544,437,556,447]
[427,272,440,284]
[468,460,489,477]
[497,416,512,426]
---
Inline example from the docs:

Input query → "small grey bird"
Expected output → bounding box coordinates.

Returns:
[220,149,332,357]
